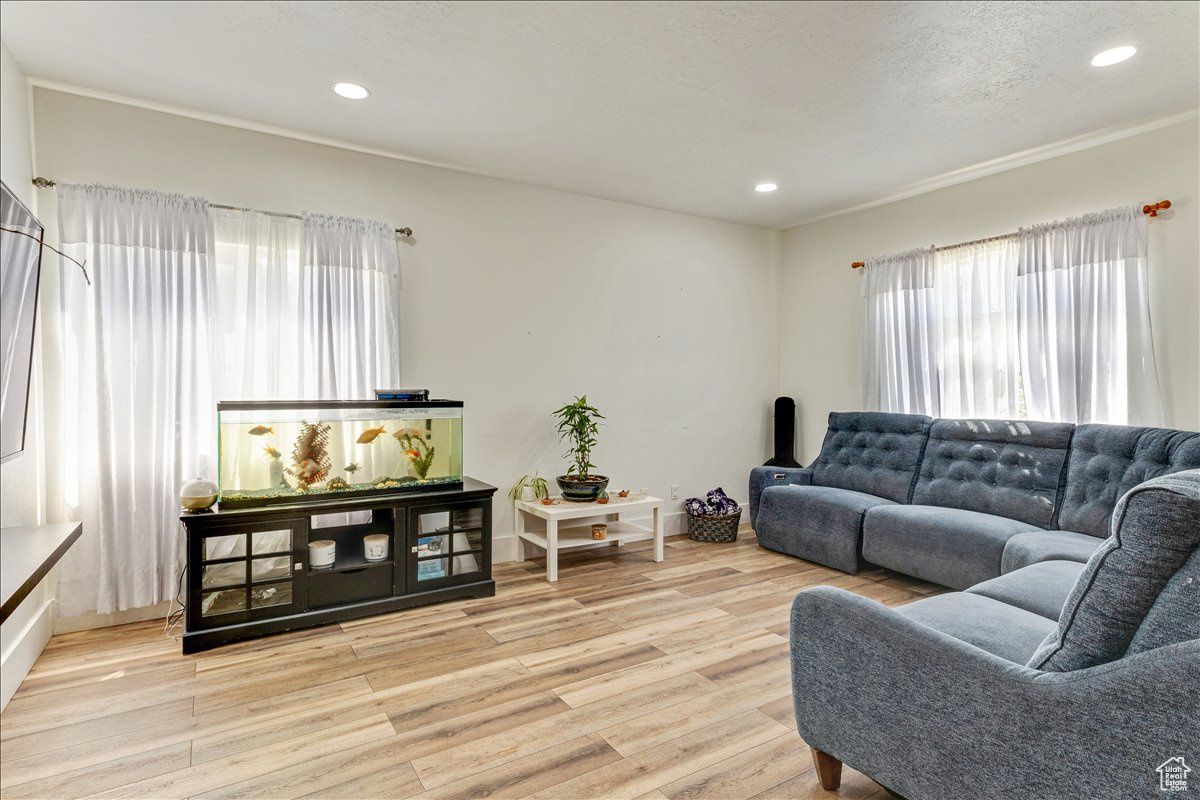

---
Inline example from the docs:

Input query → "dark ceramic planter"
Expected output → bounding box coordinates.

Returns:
[556,475,609,502]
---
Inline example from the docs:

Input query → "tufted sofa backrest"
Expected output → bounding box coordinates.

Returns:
[1054,424,1200,538]
[912,418,1074,528]
[810,411,932,504]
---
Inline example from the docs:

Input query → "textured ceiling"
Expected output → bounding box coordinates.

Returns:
[2,1,1197,228]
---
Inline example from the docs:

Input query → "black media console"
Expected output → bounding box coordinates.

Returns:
[180,477,496,653]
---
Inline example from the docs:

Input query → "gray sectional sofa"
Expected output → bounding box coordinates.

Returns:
[748,411,1200,587]
[789,469,1200,800]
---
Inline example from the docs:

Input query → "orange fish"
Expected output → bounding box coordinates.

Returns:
[356,426,386,444]
[263,446,281,458]
[247,425,273,436]
[404,449,419,460]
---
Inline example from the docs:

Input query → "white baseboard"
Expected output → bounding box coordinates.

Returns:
[0,593,54,711]
[53,601,171,635]
[493,510,686,563]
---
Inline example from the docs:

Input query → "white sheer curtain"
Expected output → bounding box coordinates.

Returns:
[51,193,401,616]
[211,209,400,400]
[860,247,939,415]
[934,237,1020,418]
[54,184,217,617]
[1017,206,1163,425]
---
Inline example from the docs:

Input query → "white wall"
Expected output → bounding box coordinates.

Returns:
[781,119,1200,461]
[31,88,781,578]
[0,38,55,711]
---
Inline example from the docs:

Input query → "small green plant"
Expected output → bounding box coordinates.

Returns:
[508,474,550,501]
[552,395,604,479]
[394,429,436,480]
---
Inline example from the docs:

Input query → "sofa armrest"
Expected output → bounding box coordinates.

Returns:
[748,466,812,528]
[790,586,1200,800]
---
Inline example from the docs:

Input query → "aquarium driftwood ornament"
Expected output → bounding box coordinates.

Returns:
[553,395,609,502]
[287,421,332,490]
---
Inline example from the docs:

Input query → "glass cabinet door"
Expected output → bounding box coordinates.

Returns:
[409,503,488,588]
[190,519,305,630]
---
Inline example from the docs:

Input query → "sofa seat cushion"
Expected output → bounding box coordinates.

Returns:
[897,592,1058,663]
[756,485,894,574]
[966,560,1085,621]
[863,505,1040,590]
[1001,530,1104,573]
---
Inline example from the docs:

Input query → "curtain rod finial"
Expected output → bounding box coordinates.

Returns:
[1142,200,1171,217]
[851,261,865,270]
[32,177,56,189]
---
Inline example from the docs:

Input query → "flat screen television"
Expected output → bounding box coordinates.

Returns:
[0,180,44,464]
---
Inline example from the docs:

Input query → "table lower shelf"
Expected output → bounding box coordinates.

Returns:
[517,519,654,551]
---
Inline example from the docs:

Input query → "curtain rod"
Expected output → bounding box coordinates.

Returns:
[32,177,413,237]
[849,200,1171,270]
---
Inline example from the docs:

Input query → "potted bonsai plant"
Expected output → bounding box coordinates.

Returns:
[552,395,608,502]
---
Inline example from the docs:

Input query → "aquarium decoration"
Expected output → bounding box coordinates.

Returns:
[394,428,435,480]
[286,420,332,491]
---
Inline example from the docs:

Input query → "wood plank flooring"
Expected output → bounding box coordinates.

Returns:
[0,529,942,799]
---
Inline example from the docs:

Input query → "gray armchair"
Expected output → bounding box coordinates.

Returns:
[789,470,1200,800]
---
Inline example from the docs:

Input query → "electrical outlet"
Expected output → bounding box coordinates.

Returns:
[670,484,679,499]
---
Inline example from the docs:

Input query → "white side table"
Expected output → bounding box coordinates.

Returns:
[514,494,664,582]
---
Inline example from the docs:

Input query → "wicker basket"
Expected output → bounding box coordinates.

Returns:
[687,509,741,543]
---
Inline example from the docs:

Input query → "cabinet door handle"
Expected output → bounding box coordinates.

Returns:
[294,562,303,571]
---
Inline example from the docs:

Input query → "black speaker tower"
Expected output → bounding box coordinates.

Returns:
[764,396,801,468]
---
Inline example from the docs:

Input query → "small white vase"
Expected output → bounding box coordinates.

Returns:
[519,485,537,502]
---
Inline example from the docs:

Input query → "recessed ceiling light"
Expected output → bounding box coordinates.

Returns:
[332,82,371,100]
[755,183,778,193]
[1090,46,1137,67]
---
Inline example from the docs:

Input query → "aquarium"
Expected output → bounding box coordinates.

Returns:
[217,400,463,508]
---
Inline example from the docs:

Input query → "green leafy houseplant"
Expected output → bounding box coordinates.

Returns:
[508,474,549,502]
[552,395,609,501]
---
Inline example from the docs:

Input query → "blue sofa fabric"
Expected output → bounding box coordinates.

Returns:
[1001,529,1103,573]
[790,586,1200,800]
[809,411,931,504]
[912,418,1074,528]
[896,591,1057,662]
[756,485,893,574]
[1127,546,1200,655]
[967,560,1085,620]
[747,465,811,528]
[862,505,1039,589]
[1053,423,1200,537]
[1029,470,1200,672]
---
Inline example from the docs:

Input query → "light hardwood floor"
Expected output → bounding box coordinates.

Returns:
[0,529,941,800]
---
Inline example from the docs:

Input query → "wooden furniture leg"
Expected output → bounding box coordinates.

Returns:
[811,747,843,790]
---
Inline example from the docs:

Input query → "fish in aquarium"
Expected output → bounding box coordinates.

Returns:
[262,446,281,459]
[247,425,274,436]
[345,462,361,474]
[356,426,387,444]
